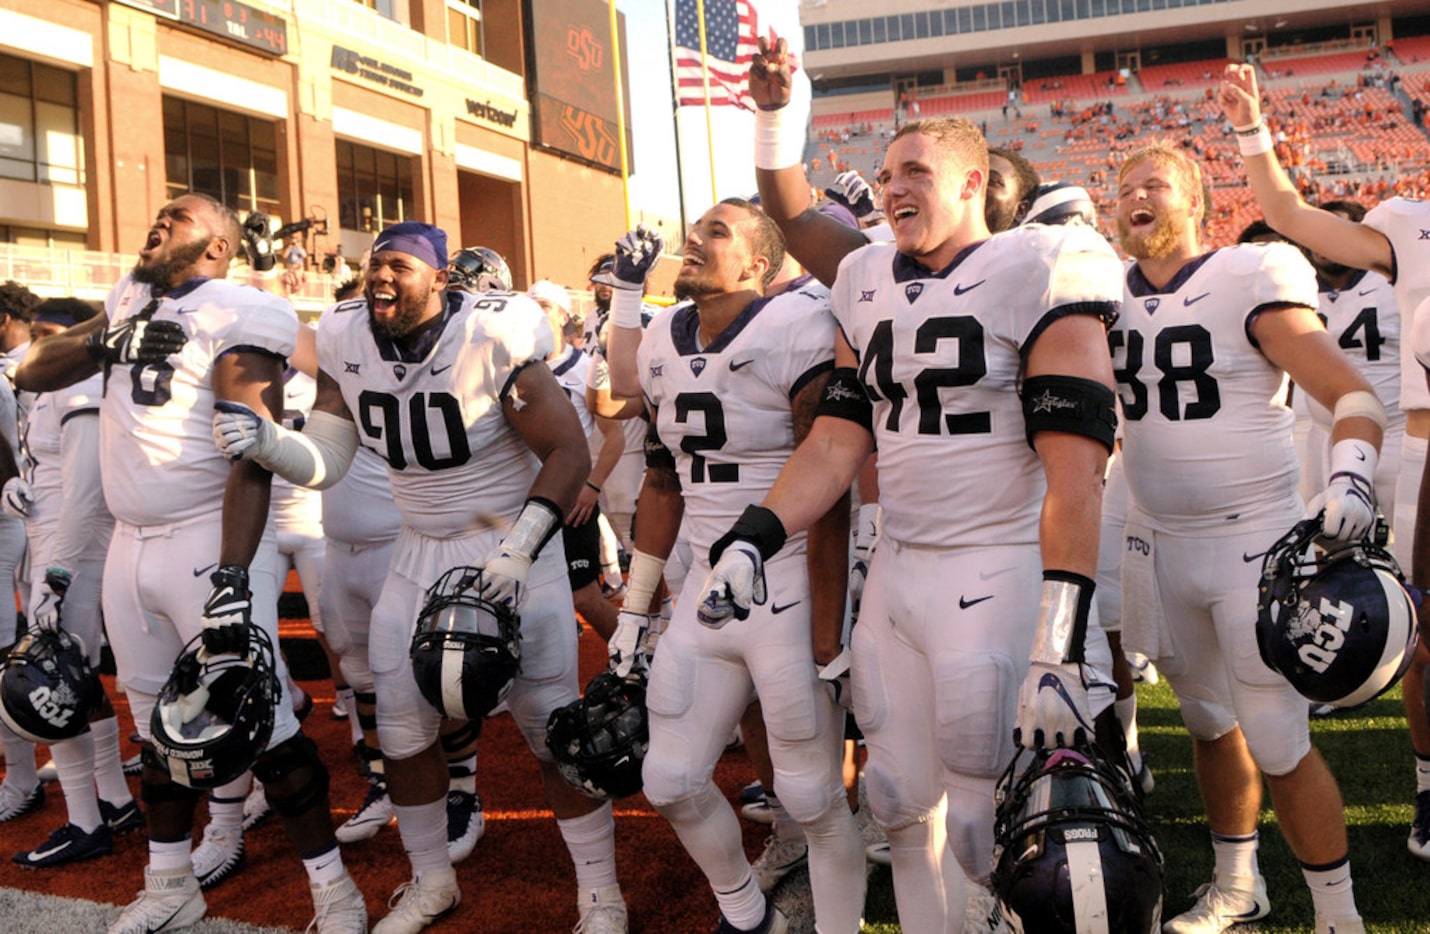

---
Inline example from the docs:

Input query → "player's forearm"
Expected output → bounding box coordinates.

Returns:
[526,440,591,517]
[756,165,815,225]
[607,329,642,401]
[14,327,98,392]
[588,419,625,488]
[220,460,274,569]
[630,466,684,563]
[806,489,851,665]
[765,418,871,542]
[1244,149,1310,236]
[1036,436,1106,579]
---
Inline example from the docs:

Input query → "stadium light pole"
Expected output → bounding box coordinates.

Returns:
[608,0,633,229]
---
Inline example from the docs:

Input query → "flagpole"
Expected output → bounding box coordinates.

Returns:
[664,0,688,238]
[607,0,632,230]
[694,0,718,203]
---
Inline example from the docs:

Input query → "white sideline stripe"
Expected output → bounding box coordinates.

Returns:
[0,886,294,933]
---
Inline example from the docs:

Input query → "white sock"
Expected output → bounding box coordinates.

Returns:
[91,715,133,805]
[207,773,250,834]
[52,731,101,832]
[1211,830,1260,881]
[713,874,766,932]
[557,802,619,890]
[1303,857,1358,921]
[1115,694,1140,757]
[336,687,362,745]
[302,843,348,886]
[149,837,193,873]
[0,723,36,790]
[393,799,450,877]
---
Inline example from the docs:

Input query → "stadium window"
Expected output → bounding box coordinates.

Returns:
[1028,0,1045,23]
[872,17,886,42]
[887,16,900,41]
[446,0,483,56]
[900,14,914,38]
[999,2,1013,26]
[1014,0,1030,25]
[928,11,944,36]
[814,24,828,50]
[830,21,845,48]
[957,7,972,31]
[1077,0,1090,17]
[914,12,927,38]
[0,54,82,187]
[163,96,278,217]
[1060,0,1077,19]
[985,5,999,29]
[1089,0,1104,15]
[351,0,398,20]
[1151,0,1165,9]
[1135,0,1150,9]
[970,6,985,30]
[856,19,870,44]
[336,139,413,234]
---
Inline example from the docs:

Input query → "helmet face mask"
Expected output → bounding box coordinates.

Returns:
[448,247,513,294]
[1256,518,1419,707]
[992,746,1164,934]
[0,629,102,744]
[409,566,521,721]
[545,670,649,800]
[150,626,278,789]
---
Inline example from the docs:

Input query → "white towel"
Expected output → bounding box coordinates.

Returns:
[1119,510,1169,662]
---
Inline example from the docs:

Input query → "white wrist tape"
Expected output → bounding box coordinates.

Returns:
[624,548,667,615]
[255,410,358,490]
[1030,573,1094,665]
[610,286,644,330]
[502,498,563,560]
[1332,389,1388,431]
[1328,437,1378,483]
[1238,127,1274,158]
[755,106,805,171]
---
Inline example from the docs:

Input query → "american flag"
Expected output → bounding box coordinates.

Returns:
[674,0,782,111]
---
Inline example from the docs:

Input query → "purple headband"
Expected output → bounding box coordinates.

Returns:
[372,222,448,271]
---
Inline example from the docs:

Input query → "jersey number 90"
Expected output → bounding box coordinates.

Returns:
[357,390,471,470]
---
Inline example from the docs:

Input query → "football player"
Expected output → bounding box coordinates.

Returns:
[1111,141,1378,934]
[706,36,1125,932]
[212,221,630,934]
[0,297,142,868]
[614,197,863,934]
[13,192,365,934]
[1221,62,1430,867]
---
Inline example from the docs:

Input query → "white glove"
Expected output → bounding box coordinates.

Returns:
[1014,661,1095,750]
[1,478,33,520]
[817,646,853,711]
[1307,439,1379,544]
[594,225,664,291]
[830,170,877,219]
[849,504,880,620]
[212,400,276,462]
[31,568,70,633]
[695,541,766,628]
[608,610,656,679]
[478,547,533,609]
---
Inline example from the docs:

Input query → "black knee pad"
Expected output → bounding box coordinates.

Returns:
[253,733,330,820]
[355,691,378,732]
[440,720,482,754]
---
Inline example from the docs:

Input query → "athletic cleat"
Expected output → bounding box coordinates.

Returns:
[337,776,394,843]
[1163,872,1270,933]
[865,841,891,867]
[36,758,58,783]
[739,780,765,805]
[191,824,246,890]
[1128,652,1159,685]
[373,874,460,934]
[446,790,485,864]
[307,873,368,934]
[109,865,206,934]
[242,779,272,832]
[101,798,145,835]
[13,821,113,868]
[1410,790,1430,860]
[712,900,788,934]
[331,694,349,720]
[0,781,44,822]
[122,752,144,777]
[740,798,774,825]
[750,834,808,891]
[573,884,628,933]
[1315,919,1365,934]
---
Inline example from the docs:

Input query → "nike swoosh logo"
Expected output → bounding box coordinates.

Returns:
[959,594,993,609]
[771,601,801,614]
[1358,288,1377,296]
[1242,551,1265,563]
[1036,672,1093,728]
[28,839,74,861]
[729,359,755,371]
[431,363,453,377]
[1183,292,1212,306]
[1353,448,1366,461]
[1229,901,1269,921]
[978,567,1018,582]
[953,280,986,296]
[175,307,200,315]
[193,563,218,578]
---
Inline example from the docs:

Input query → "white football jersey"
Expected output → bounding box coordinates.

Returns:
[21,374,104,528]
[1411,295,1430,380]
[550,343,594,438]
[830,224,1123,548]
[1363,197,1430,410]
[100,274,298,526]
[638,276,836,562]
[587,346,648,456]
[272,369,322,529]
[1305,270,1403,435]
[317,289,553,540]
[1113,243,1318,532]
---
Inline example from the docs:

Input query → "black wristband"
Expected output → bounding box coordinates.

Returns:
[210,564,251,593]
[709,504,788,565]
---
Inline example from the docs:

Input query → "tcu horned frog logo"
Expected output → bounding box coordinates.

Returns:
[1287,595,1356,673]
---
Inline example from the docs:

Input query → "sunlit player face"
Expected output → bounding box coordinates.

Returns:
[675,204,761,298]
[366,251,445,340]
[985,153,1023,233]
[878,133,978,262]
[1115,159,1195,262]
[133,196,220,287]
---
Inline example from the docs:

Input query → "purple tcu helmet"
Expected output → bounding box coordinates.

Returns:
[1257,518,1418,708]
[151,626,279,788]
[992,746,1164,934]
[546,669,649,800]
[409,567,521,721]
[0,629,102,744]
[448,246,513,294]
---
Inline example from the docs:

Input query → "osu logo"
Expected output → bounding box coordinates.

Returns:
[559,106,617,169]
[566,26,603,70]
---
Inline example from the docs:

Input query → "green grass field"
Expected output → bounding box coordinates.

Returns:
[857,680,1430,933]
